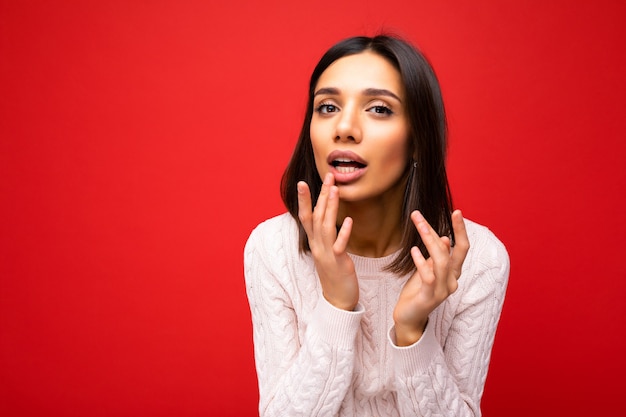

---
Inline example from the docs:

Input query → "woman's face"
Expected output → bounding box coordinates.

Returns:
[310,51,410,204]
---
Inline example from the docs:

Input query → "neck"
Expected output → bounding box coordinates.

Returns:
[338,194,404,259]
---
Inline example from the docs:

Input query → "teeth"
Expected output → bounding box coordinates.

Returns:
[336,166,358,173]
[334,158,354,163]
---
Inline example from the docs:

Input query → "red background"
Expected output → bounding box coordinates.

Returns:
[1,1,625,416]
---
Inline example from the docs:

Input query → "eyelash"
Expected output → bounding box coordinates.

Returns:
[369,104,393,115]
[314,102,394,116]
[315,102,337,114]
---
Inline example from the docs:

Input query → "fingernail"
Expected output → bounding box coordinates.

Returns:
[414,210,424,222]
[297,182,304,194]
[324,173,333,185]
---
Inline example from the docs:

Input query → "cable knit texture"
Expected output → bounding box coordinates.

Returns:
[244,213,509,417]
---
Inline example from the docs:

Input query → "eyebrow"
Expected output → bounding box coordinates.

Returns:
[313,87,402,102]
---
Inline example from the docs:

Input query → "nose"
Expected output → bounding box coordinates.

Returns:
[334,104,361,143]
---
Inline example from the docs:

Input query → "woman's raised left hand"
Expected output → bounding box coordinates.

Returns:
[393,209,470,346]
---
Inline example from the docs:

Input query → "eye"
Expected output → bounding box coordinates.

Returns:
[368,104,394,116]
[315,103,338,114]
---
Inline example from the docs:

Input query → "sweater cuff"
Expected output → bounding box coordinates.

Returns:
[388,321,441,377]
[309,297,364,349]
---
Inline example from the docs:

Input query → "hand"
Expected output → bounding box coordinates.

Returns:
[393,209,470,346]
[297,173,359,311]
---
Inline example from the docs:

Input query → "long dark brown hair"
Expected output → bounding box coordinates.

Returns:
[280,35,454,275]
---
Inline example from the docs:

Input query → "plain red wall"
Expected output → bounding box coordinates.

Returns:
[1,1,625,416]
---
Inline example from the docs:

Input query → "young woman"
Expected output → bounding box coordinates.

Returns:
[244,35,509,417]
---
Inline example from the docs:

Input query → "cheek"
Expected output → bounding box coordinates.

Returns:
[309,128,327,176]
[377,129,409,170]
[309,119,323,153]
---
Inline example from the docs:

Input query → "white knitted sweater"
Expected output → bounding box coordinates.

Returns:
[244,213,509,417]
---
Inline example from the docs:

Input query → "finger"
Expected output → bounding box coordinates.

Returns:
[410,210,448,261]
[410,245,426,270]
[297,181,314,237]
[449,210,470,277]
[440,236,451,252]
[333,216,353,254]
[312,173,334,231]
[410,246,436,290]
[322,185,340,243]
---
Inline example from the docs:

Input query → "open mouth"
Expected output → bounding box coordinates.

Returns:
[331,158,366,173]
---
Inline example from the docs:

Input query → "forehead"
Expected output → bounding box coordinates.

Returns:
[316,51,403,97]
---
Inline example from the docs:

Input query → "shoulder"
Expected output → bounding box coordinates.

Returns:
[245,212,298,252]
[250,212,298,235]
[464,219,508,263]
[244,213,317,303]
[462,218,510,286]
[244,213,300,268]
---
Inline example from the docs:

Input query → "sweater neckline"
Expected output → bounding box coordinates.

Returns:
[348,249,402,276]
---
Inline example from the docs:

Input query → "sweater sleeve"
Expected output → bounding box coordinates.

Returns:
[244,223,364,417]
[388,227,510,417]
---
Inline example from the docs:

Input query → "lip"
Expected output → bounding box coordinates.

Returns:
[327,150,368,184]
[327,150,367,166]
